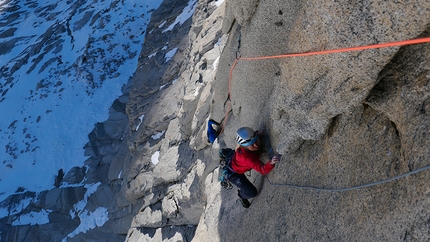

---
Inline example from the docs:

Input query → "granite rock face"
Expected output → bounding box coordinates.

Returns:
[201,0,430,241]
[2,0,430,241]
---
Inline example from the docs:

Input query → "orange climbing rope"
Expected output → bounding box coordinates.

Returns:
[239,37,430,60]
[220,37,430,132]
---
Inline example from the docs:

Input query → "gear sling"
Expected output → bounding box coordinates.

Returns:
[218,148,235,189]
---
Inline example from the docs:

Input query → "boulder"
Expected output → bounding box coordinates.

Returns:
[131,206,163,228]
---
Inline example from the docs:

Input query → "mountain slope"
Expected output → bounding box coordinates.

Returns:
[1,0,429,241]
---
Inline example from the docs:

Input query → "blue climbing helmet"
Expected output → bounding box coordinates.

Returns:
[235,127,258,146]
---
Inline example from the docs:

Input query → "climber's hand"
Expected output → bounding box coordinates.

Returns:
[270,154,282,165]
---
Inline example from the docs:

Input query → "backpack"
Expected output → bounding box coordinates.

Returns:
[218,148,235,189]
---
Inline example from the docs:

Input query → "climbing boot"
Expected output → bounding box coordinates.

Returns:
[238,190,250,208]
[240,198,250,208]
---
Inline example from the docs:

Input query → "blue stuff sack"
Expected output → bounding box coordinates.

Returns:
[207,119,221,143]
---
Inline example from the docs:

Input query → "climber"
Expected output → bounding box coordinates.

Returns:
[228,127,281,208]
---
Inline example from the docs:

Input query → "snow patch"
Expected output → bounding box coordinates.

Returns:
[61,183,107,240]
[69,182,101,219]
[214,37,222,47]
[136,115,145,131]
[160,83,168,90]
[63,207,109,240]
[162,0,197,33]
[151,151,160,165]
[151,131,166,140]
[194,86,201,97]
[158,20,167,28]
[213,56,220,70]
[12,209,51,226]
[165,48,178,62]
[210,0,225,7]
[0,196,34,219]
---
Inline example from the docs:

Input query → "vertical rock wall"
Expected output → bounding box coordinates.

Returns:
[196,0,430,241]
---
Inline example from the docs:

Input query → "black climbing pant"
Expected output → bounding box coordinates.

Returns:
[229,173,257,199]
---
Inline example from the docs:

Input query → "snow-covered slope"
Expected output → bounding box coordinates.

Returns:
[0,0,162,206]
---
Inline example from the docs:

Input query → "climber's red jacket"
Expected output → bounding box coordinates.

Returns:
[231,146,274,175]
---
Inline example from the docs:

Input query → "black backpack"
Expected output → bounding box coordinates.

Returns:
[218,148,235,189]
